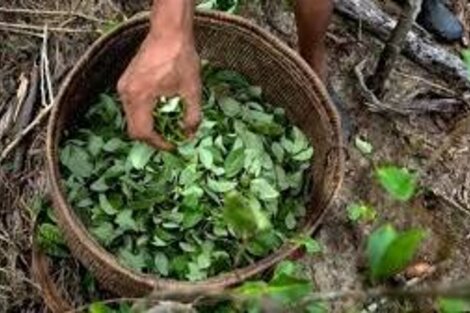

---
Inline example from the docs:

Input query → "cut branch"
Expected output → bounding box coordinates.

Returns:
[371,0,423,96]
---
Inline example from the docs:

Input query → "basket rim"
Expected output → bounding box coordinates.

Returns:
[46,10,344,293]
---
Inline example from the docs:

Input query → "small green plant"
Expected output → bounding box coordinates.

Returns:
[367,224,426,281]
[376,165,417,202]
[347,202,377,223]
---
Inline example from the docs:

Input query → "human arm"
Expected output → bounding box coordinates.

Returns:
[294,0,333,81]
[117,0,201,150]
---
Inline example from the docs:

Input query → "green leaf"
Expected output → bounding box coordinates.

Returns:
[274,165,289,191]
[268,273,312,303]
[292,127,310,155]
[186,262,207,281]
[179,242,197,252]
[154,252,169,276]
[103,138,126,152]
[60,145,93,178]
[118,248,147,271]
[199,147,214,169]
[115,209,138,232]
[90,178,108,192]
[197,252,212,269]
[207,178,237,193]
[179,164,200,186]
[89,302,111,313]
[87,135,104,157]
[271,142,285,163]
[284,212,297,230]
[90,222,115,246]
[250,178,279,200]
[219,97,241,117]
[292,235,322,255]
[368,224,426,280]
[222,191,271,237]
[347,203,377,223]
[376,166,417,201]
[439,298,470,313]
[224,148,245,178]
[293,147,314,162]
[236,274,312,304]
[127,142,155,170]
[99,194,118,215]
[355,136,373,155]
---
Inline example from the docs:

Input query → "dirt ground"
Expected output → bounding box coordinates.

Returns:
[0,1,469,312]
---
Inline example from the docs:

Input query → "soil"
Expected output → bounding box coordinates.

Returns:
[0,1,469,312]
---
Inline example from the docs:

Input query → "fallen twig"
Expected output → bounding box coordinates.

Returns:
[0,26,55,165]
[0,104,53,164]
[0,7,104,23]
[13,63,40,172]
[0,21,96,34]
[371,0,423,96]
[354,60,407,114]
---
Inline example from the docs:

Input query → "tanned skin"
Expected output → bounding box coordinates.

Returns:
[118,0,333,149]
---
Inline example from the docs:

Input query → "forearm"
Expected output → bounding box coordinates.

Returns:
[294,0,332,52]
[150,0,196,42]
[294,0,333,80]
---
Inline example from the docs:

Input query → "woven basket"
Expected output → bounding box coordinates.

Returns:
[46,11,344,297]
[32,246,73,313]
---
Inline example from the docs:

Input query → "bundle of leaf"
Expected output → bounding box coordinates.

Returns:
[59,64,314,281]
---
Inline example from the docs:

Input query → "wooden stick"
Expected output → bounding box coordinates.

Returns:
[0,7,103,23]
[13,63,40,172]
[0,103,53,164]
[371,0,423,96]
[0,21,96,34]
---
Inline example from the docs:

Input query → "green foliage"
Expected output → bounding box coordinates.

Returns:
[346,203,377,223]
[376,166,417,201]
[439,298,470,313]
[367,224,426,281]
[59,64,314,280]
[236,273,312,305]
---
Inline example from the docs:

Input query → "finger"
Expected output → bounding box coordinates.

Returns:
[124,98,174,151]
[181,78,202,137]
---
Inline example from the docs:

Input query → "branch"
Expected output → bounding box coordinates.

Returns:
[0,7,104,23]
[371,0,423,96]
[0,21,96,34]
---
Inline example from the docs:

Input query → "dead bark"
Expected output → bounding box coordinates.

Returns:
[371,0,423,96]
[334,0,470,88]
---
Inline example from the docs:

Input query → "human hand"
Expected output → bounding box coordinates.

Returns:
[117,30,201,150]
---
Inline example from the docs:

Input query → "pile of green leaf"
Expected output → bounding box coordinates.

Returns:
[59,64,314,281]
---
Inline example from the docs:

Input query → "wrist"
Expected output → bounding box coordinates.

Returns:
[149,0,195,43]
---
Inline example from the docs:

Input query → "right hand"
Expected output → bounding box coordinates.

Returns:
[117,32,202,150]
